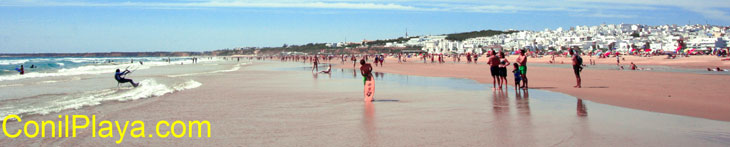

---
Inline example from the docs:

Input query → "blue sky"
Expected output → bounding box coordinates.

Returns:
[1,0,729,53]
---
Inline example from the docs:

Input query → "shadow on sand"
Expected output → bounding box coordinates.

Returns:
[528,87,556,89]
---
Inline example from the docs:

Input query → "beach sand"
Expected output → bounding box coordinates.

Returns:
[533,54,730,69]
[331,56,730,121]
[2,61,729,146]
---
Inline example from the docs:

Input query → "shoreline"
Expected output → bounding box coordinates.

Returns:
[327,57,730,121]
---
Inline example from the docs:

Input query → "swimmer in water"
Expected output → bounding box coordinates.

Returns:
[16,65,25,75]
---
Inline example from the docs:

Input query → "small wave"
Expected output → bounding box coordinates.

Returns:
[0,79,202,118]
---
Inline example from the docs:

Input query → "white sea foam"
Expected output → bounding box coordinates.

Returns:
[0,79,202,118]
[0,61,171,81]
[0,59,29,65]
[37,80,59,84]
[0,84,23,88]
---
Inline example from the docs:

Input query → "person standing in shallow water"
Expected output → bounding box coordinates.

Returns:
[360,59,375,102]
[312,55,319,72]
[18,65,25,75]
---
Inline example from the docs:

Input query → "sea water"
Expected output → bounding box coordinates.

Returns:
[0,57,247,118]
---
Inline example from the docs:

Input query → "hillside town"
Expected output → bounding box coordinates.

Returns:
[376,24,729,55]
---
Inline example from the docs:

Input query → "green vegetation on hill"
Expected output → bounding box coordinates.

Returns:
[445,30,519,41]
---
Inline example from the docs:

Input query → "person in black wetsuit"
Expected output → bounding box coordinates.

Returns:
[115,69,138,87]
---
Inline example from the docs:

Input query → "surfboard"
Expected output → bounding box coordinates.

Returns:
[364,80,375,102]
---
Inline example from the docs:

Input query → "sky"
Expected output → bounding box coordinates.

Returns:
[1,0,729,53]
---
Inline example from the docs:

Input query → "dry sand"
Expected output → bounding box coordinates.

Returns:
[533,54,730,69]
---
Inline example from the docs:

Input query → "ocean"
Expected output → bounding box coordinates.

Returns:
[0,57,247,118]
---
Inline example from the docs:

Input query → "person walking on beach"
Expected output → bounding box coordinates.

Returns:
[312,55,320,72]
[570,49,582,88]
[516,49,528,89]
[360,59,375,102]
[351,55,357,67]
[487,51,501,90]
[473,53,479,63]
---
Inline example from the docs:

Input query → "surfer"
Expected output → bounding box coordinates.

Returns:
[16,65,25,75]
[115,69,139,87]
[360,59,375,102]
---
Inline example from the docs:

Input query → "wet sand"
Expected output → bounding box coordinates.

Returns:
[2,61,730,146]
[331,57,730,121]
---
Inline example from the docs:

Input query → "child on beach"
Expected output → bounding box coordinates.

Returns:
[630,62,638,70]
[319,64,332,74]
[512,63,521,90]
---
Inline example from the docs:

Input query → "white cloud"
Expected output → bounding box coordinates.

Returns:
[568,0,730,21]
[574,12,638,18]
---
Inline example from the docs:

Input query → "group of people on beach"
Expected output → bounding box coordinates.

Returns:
[485,49,533,90]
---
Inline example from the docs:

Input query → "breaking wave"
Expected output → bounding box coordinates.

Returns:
[0,79,202,118]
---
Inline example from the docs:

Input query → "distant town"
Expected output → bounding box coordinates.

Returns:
[234,23,730,56]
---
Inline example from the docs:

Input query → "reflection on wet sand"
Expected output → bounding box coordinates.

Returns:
[575,98,593,146]
[492,90,512,144]
[374,72,384,80]
[577,99,587,117]
[352,68,357,79]
[363,102,377,146]
[515,89,536,146]
[274,62,730,146]
[515,89,530,115]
